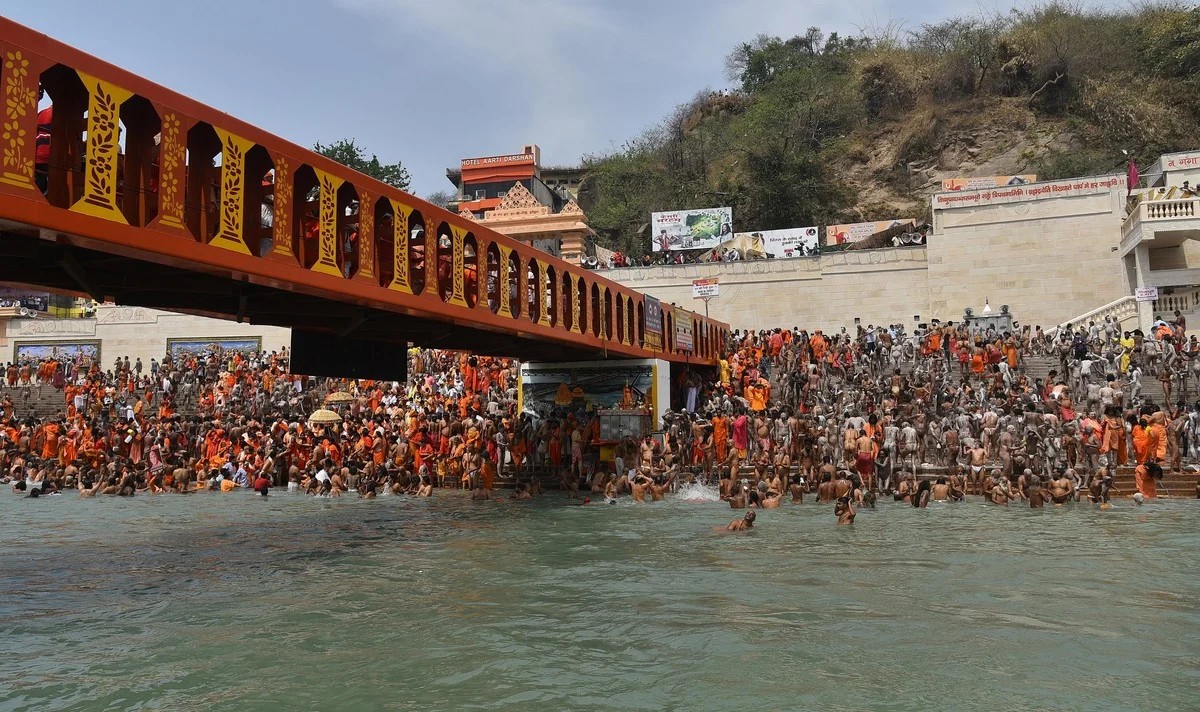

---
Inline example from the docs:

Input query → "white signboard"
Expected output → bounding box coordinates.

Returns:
[692,278,719,299]
[933,175,1126,209]
[736,226,820,258]
[1135,287,1159,302]
[1163,152,1200,171]
[651,207,733,252]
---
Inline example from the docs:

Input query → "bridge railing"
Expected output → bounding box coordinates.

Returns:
[0,18,727,364]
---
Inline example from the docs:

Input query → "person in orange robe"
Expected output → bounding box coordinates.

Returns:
[970,349,986,377]
[61,429,79,466]
[1132,420,1150,465]
[1100,412,1126,466]
[809,332,827,363]
[1148,413,1167,464]
[41,422,60,460]
[712,414,729,464]
[480,456,495,492]
[1134,462,1158,498]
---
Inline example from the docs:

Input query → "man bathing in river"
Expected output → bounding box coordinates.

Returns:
[724,510,755,531]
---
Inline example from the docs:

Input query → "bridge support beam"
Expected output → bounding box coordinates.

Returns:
[56,249,105,303]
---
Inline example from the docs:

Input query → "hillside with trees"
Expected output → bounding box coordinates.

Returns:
[577,3,1200,255]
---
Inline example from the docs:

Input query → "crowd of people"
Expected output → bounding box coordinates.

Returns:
[4,309,1199,518]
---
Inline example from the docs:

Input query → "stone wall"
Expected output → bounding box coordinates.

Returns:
[928,187,1128,327]
[598,249,931,332]
[599,181,1135,333]
[2,305,291,365]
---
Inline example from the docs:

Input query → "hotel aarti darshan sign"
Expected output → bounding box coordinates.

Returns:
[460,153,536,168]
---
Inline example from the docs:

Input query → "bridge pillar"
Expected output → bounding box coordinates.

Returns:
[0,48,41,193]
[70,72,132,225]
[386,199,413,294]
[209,128,254,254]
[310,168,344,277]
[353,189,377,285]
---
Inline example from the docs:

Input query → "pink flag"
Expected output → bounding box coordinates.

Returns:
[1128,160,1139,194]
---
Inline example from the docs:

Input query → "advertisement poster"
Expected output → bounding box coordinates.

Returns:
[825,219,916,246]
[940,175,1037,192]
[651,207,733,252]
[735,226,821,258]
[644,296,663,351]
[674,306,694,352]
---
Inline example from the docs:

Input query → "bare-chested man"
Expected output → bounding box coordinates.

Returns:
[835,495,855,524]
[967,441,987,495]
[725,510,756,531]
[1047,470,1074,504]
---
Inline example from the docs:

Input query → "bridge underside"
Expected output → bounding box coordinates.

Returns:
[0,229,610,366]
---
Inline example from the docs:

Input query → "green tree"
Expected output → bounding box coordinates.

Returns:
[313,138,411,191]
[425,190,457,209]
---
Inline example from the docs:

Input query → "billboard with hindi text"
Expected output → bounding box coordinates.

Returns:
[651,207,733,252]
[932,175,1126,209]
[744,226,821,258]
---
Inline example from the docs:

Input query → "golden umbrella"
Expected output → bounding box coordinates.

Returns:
[553,382,574,406]
[308,408,343,424]
[324,391,354,404]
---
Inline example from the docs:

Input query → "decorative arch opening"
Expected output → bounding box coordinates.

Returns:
[616,294,625,343]
[373,198,394,288]
[292,164,319,268]
[604,288,614,341]
[560,272,573,331]
[485,242,501,313]
[408,211,427,295]
[184,122,221,243]
[463,234,478,308]
[545,266,558,327]
[507,250,522,319]
[117,95,160,227]
[576,276,587,335]
[627,297,636,347]
[590,283,601,338]
[637,300,645,347]
[37,64,87,207]
[339,182,360,278]
[244,145,274,256]
[526,259,540,324]
[435,222,453,302]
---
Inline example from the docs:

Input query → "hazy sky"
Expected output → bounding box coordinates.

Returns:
[4,0,1117,196]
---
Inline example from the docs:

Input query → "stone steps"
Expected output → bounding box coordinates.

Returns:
[0,385,206,421]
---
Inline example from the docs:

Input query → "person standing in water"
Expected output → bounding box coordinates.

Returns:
[835,495,855,524]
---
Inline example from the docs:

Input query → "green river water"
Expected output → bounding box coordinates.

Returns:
[1,490,1197,711]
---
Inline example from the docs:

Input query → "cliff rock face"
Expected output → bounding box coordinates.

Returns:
[839,99,1077,222]
[580,6,1200,255]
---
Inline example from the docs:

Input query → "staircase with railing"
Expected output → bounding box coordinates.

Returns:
[1046,296,1139,338]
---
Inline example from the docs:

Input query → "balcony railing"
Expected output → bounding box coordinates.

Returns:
[1123,196,1200,241]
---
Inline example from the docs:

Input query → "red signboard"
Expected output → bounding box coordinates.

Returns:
[461,153,536,169]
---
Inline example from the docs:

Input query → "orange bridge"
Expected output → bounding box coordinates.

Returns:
[0,18,726,377]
